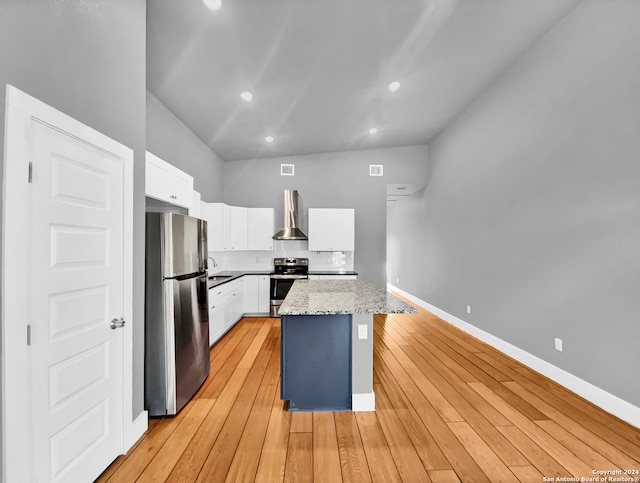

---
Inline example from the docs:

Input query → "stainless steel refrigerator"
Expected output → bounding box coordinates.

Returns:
[145,212,210,416]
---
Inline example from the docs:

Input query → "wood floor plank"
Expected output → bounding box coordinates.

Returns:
[355,411,403,483]
[374,384,433,482]
[254,406,291,483]
[403,330,479,383]
[334,412,372,483]
[225,385,277,482]
[504,380,640,468]
[447,421,517,482]
[428,469,462,483]
[195,333,275,482]
[290,412,313,433]
[238,318,275,369]
[99,311,640,483]
[312,412,343,482]
[284,433,313,483]
[375,342,491,482]
[535,419,616,470]
[198,325,260,399]
[471,335,640,450]
[422,325,513,382]
[418,328,549,422]
[399,339,512,428]
[261,325,282,386]
[400,345,528,466]
[505,374,640,460]
[165,368,250,482]
[496,425,569,477]
[373,354,452,471]
[509,465,545,483]
[471,382,594,477]
[137,398,215,483]
[380,329,464,422]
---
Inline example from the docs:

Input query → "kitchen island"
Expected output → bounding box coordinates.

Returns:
[278,279,416,411]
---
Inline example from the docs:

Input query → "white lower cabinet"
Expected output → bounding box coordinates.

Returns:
[258,275,270,313]
[223,278,244,330]
[209,274,272,345]
[208,278,245,346]
[208,286,226,346]
[243,275,271,315]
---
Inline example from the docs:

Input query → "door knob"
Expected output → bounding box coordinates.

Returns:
[110,317,126,330]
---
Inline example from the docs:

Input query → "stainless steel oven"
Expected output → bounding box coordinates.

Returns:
[270,257,308,317]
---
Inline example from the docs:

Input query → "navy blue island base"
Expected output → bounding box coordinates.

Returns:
[280,314,352,411]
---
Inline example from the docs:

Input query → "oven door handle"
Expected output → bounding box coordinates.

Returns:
[270,274,308,280]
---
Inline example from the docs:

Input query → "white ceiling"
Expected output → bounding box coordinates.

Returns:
[146,0,580,162]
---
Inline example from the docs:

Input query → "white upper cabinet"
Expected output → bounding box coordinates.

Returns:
[203,203,227,251]
[189,191,202,218]
[145,151,194,209]
[228,206,247,251]
[247,208,274,251]
[308,208,355,251]
[204,203,274,252]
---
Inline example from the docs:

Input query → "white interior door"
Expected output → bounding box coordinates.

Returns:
[30,121,124,482]
[2,85,136,482]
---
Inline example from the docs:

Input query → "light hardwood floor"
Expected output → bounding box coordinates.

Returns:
[98,302,640,482]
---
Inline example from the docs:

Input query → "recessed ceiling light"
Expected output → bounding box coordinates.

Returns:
[388,81,401,92]
[203,0,222,11]
[240,91,253,102]
[265,136,274,143]
[369,127,378,135]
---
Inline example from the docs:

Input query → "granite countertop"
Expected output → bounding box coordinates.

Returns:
[279,279,417,315]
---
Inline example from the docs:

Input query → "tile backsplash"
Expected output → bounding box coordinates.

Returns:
[208,240,354,272]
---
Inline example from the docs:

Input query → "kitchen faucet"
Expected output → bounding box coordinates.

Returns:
[207,256,217,271]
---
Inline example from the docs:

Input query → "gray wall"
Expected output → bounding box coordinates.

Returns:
[146,91,225,202]
[0,0,147,433]
[223,145,428,285]
[388,0,640,407]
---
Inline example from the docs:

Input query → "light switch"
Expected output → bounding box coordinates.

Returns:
[358,324,368,340]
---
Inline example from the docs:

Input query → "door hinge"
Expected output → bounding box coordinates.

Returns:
[28,162,33,183]
[27,324,31,345]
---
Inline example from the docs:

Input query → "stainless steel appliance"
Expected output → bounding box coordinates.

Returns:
[145,212,210,416]
[273,190,308,240]
[270,257,309,317]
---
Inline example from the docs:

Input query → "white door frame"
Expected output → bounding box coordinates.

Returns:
[1,85,144,482]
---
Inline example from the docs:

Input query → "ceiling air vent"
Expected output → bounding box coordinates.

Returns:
[369,164,383,176]
[281,164,295,176]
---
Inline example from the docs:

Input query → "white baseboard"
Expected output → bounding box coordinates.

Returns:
[352,391,376,411]
[124,410,148,452]
[388,284,640,429]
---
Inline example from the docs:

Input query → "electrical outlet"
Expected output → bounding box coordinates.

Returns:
[466,305,472,314]
[554,338,563,352]
[396,277,400,284]
[358,324,368,340]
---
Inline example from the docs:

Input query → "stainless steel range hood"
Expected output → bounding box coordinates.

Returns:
[273,190,308,240]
